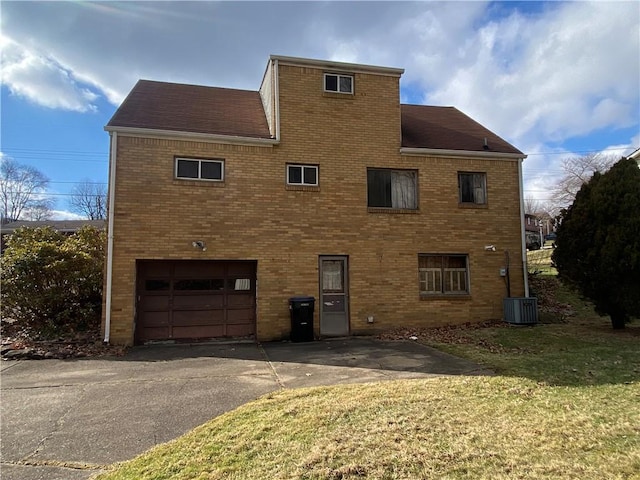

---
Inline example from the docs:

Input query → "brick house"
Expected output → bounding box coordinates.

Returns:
[103,55,528,346]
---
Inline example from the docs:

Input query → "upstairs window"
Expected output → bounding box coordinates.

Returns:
[287,164,318,186]
[419,254,469,295]
[324,73,353,94]
[458,172,487,205]
[367,168,418,210]
[176,158,224,181]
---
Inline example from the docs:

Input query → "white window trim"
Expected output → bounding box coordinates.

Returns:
[286,164,319,186]
[175,157,224,182]
[323,73,354,94]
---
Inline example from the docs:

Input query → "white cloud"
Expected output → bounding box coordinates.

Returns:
[1,36,101,112]
[1,1,638,169]
[49,209,84,221]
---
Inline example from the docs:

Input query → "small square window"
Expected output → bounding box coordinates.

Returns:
[367,168,417,209]
[324,73,354,94]
[458,172,487,204]
[287,164,318,186]
[176,158,224,182]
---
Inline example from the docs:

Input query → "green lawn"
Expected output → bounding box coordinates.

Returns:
[95,279,640,480]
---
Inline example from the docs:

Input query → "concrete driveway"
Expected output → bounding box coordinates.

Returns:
[1,338,491,480]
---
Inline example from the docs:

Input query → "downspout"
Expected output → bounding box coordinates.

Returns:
[273,59,280,141]
[518,158,530,297]
[104,131,117,343]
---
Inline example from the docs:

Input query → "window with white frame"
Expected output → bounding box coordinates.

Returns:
[367,168,418,209]
[458,172,487,204]
[287,164,318,186]
[419,254,469,295]
[324,73,354,94]
[175,158,224,181]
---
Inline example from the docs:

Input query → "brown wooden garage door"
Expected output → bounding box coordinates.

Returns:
[136,260,256,344]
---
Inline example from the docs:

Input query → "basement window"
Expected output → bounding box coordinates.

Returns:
[419,254,469,296]
[324,73,354,94]
[175,158,224,181]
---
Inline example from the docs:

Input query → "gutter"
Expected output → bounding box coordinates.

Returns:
[274,58,280,141]
[104,126,279,147]
[400,147,526,161]
[104,131,117,343]
[518,158,530,297]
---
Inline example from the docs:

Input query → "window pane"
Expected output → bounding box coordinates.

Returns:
[325,75,338,91]
[201,161,222,180]
[459,173,474,202]
[339,76,352,93]
[288,166,302,184]
[391,170,417,209]
[177,159,198,179]
[367,169,392,207]
[145,279,170,291]
[174,279,221,291]
[473,174,486,204]
[303,166,317,185]
[228,278,251,291]
[322,260,343,292]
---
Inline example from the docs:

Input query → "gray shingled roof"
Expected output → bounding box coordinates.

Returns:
[107,80,522,155]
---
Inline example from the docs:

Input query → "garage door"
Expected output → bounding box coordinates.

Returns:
[136,260,256,344]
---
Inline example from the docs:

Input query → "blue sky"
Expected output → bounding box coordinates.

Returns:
[1,1,639,218]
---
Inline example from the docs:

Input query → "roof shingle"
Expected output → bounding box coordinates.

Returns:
[107,80,272,139]
[401,104,523,155]
[107,80,522,155]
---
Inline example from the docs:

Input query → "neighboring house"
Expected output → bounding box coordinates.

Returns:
[629,147,640,168]
[1,220,105,252]
[524,214,541,250]
[103,55,528,346]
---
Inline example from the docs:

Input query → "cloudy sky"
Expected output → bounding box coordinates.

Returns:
[1,1,639,218]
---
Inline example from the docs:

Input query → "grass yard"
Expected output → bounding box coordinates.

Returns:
[95,279,640,480]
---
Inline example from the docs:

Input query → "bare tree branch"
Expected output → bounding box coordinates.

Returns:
[69,180,107,220]
[0,159,52,224]
[551,153,619,208]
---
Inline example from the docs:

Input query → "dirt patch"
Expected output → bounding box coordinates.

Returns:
[1,324,127,360]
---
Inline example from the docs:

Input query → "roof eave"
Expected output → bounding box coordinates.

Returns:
[400,147,527,160]
[104,126,279,147]
[270,55,404,77]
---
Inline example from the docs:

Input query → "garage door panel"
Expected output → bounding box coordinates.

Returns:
[227,263,254,276]
[174,262,225,277]
[227,294,254,307]
[172,325,226,338]
[140,296,170,310]
[172,295,224,308]
[137,260,256,344]
[139,262,171,277]
[172,310,225,326]
[140,326,171,339]
[140,312,169,326]
[226,324,254,337]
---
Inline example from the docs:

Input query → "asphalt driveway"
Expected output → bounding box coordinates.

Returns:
[1,338,491,480]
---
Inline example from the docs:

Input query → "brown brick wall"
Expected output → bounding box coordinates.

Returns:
[103,62,525,345]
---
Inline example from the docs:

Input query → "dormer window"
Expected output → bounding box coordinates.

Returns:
[324,73,353,94]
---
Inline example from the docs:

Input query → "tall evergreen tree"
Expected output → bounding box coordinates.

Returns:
[552,157,640,329]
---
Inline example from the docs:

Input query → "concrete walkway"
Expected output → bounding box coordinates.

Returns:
[0,338,491,480]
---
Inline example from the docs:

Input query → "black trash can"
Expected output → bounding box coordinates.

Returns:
[289,296,315,342]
